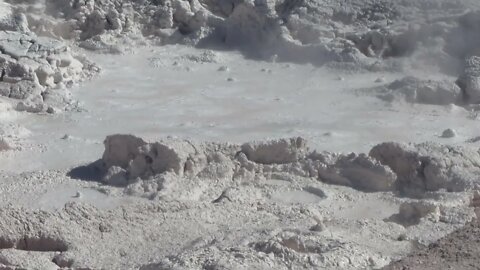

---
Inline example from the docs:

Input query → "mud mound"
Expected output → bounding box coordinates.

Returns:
[317,152,397,192]
[97,135,397,193]
[95,135,480,198]
[241,137,308,164]
[370,142,480,196]
[372,76,462,105]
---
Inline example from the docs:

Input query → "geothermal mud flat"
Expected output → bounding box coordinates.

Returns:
[1,0,480,269]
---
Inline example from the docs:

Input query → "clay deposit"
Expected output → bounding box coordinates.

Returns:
[1,0,480,269]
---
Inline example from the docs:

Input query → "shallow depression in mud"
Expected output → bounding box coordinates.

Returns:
[270,186,327,204]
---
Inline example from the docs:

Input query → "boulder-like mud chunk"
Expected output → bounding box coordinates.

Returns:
[102,134,147,169]
[103,166,128,186]
[318,153,397,192]
[0,28,96,110]
[102,135,203,180]
[16,97,45,113]
[370,142,480,194]
[128,140,197,179]
[384,76,461,105]
[241,137,308,164]
[456,56,480,104]
[0,80,42,100]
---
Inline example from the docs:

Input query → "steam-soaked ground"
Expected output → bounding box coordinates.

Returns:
[1,0,480,269]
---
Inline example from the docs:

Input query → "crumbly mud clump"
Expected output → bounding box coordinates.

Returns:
[5,0,476,69]
[99,135,480,197]
[0,1,99,113]
[375,76,462,105]
[457,56,480,104]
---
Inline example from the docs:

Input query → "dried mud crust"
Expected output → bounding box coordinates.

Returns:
[383,220,480,270]
[0,136,477,269]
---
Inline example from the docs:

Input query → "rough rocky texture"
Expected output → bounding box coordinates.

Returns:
[0,135,477,269]
[241,137,308,164]
[318,152,397,192]
[0,1,28,33]
[387,200,442,227]
[375,76,463,105]
[384,220,480,270]
[7,0,474,69]
[0,2,98,112]
[0,120,30,151]
[102,134,147,169]
[0,169,471,269]
[370,142,480,196]
[100,135,480,197]
[2,0,480,268]
[457,56,480,104]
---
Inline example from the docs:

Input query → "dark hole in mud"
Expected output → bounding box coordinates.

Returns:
[145,155,153,164]
[0,235,68,252]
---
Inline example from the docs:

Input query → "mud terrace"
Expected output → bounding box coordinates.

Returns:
[1,0,480,269]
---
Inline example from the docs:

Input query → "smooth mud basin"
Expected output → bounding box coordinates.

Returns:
[3,46,479,173]
[34,186,126,210]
